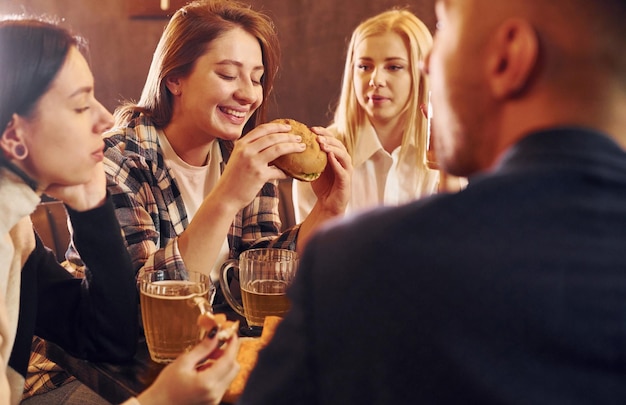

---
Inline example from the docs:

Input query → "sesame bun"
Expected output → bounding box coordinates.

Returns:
[271,118,327,182]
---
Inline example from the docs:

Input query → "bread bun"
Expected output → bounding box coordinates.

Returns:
[271,118,327,182]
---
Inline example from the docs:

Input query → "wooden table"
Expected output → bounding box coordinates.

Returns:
[44,304,250,404]
[45,337,163,403]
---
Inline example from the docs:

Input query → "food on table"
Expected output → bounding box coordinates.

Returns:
[221,316,283,404]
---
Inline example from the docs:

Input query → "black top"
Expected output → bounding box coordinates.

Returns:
[9,196,138,378]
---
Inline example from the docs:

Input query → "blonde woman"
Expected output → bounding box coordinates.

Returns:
[294,9,461,222]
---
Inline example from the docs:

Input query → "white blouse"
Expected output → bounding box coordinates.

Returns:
[293,124,439,223]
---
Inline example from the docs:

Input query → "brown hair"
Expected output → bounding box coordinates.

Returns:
[114,0,280,134]
[0,16,84,188]
[0,16,83,132]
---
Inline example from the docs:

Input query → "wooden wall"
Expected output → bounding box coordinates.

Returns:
[0,0,435,127]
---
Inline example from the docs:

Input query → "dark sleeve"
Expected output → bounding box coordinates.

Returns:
[35,195,138,362]
[9,233,60,378]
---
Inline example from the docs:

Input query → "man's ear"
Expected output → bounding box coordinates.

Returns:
[486,18,538,99]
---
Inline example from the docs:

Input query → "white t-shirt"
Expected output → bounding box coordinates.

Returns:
[157,132,230,282]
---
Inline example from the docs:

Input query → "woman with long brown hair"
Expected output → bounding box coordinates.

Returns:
[101,0,351,296]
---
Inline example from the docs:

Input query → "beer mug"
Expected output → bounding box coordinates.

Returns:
[139,270,214,364]
[219,248,298,327]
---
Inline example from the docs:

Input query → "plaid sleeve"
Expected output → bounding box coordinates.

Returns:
[104,135,188,278]
[235,180,300,255]
[22,337,75,399]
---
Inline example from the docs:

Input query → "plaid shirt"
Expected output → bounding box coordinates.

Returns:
[102,114,299,277]
[22,337,75,399]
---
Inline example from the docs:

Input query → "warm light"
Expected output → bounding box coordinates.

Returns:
[426,91,433,151]
[160,0,170,10]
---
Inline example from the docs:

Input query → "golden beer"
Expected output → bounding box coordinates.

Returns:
[140,280,208,364]
[241,279,291,327]
[220,248,298,328]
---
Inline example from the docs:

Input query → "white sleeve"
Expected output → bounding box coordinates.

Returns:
[292,179,317,224]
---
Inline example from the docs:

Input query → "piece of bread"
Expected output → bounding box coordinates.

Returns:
[271,118,327,181]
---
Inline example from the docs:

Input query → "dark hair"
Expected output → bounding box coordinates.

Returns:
[115,0,281,135]
[0,16,83,131]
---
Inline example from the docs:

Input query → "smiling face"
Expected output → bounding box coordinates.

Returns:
[352,31,412,128]
[17,46,113,189]
[170,27,264,143]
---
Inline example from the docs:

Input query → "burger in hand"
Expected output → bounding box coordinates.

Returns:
[271,118,327,182]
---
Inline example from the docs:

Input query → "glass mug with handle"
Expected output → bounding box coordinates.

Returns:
[219,248,298,328]
[139,269,215,364]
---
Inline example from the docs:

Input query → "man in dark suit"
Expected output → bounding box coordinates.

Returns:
[239,0,626,403]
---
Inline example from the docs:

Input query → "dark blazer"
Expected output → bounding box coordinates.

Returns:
[240,128,626,404]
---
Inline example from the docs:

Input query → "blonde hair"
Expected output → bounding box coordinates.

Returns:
[114,0,280,135]
[332,9,436,191]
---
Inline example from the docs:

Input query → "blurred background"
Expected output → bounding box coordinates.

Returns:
[0,0,435,126]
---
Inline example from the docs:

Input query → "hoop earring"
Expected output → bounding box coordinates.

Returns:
[14,144,27,159]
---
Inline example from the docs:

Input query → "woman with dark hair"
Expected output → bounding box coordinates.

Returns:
[101,0,351,289]
[0,16,238,405]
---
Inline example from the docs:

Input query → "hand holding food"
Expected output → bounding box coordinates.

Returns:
[136,313,240,405]
[197,312,240,344]
[271,118,328,182]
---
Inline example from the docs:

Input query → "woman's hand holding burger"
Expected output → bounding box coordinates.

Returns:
[307,125,352,217]
[216,121,306,210]
[270,118,328,182]
[269,118,352,251]
[268,118,352,218]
